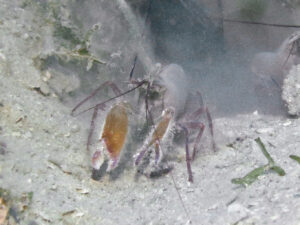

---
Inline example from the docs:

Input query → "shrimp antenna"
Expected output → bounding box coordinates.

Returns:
[222,18,300,28]
[71,80,148,117]
[129,54,138,80]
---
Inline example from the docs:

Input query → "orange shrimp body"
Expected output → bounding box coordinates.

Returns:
[101,103,128,160]
[148,108,174,147]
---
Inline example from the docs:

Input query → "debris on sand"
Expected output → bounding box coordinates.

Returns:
[232,138,286,187]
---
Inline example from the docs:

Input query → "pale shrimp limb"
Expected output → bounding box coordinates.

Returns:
[182,121,205,162]
[159,65,216,160]
[87,104,101,153]
[177,124,193,182]
[186,91,216,154]
[177,92,216,182]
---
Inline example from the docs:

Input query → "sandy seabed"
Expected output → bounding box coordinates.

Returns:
[0,1,300,225]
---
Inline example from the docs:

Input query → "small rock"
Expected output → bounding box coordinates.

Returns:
[281,204,289,212]
[0,52,6,61]
[74,211,84,217]
[22,33,29,40]
[42,70,52,82]
[255,128,274,134]
[76,188,89,194]
[24,131,32,139]
[11,132,21,137]
[228,203,249,218]
[282,120,292,126]
[50,184,57,191]
[70,124,80,133]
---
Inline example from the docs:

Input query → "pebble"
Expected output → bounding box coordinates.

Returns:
[282,121,292,126]
[227,203,249,218]
[50,184,57,191]
[24,131,32,139]
[11,131,21,137]
[76,188,89,194]
[281,204,289,212]
[0,52,6,61]
[22,33,29,40]
[42,70,52,82]
[39,83,51,96]
[70,124,80,133]
[74,211,84,217]
[255,128,274,134]
[271,214,280,221]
